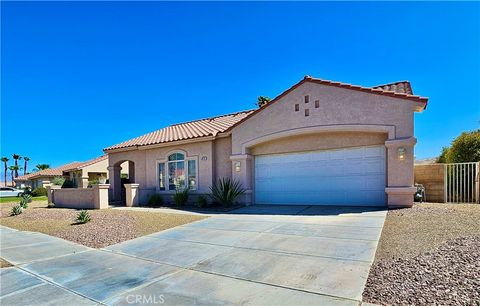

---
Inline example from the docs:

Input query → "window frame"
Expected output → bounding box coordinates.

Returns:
[156,150,198,192]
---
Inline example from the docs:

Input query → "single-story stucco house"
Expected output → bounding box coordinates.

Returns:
[15,155,129,189]
[104,76,428,208]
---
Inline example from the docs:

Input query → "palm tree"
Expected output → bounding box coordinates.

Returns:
[8,166,19,186]
[12,154,21,178]
[23,157,30,175]
[35,164,50,171]
[256,96,271,108]
[1,157,9,186]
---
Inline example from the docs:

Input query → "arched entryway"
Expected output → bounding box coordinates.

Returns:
[108,160,135,204]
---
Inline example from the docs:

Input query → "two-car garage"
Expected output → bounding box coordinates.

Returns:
[254,146,386,206]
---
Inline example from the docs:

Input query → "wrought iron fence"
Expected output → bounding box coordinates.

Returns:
[444,162,479,203]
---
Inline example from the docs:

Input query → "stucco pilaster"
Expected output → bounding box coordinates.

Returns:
[385,137,417,207]
[230,154,253,205]
[107,166,122,202]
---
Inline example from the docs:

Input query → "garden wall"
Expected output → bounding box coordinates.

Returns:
[49,184,110,209]
[414,164,445,203]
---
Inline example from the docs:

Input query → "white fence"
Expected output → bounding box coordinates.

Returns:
[444,162,479,203]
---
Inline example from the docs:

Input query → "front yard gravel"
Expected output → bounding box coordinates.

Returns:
[0,202,206,248]
[363,203,480,305]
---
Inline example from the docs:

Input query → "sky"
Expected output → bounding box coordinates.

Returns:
[1,1,479,176]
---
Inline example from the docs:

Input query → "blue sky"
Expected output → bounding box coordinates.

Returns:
[1,1,479,174]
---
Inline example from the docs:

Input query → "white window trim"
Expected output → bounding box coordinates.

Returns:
[156,150,198,193]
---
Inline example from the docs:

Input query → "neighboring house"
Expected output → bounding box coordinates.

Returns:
[104,76,428,208]
[15,155,129,189]
[14,162,84,189]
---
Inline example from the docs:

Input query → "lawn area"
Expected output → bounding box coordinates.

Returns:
[0,201,207,248]
[363,203,480,305]
[0,196,47,204]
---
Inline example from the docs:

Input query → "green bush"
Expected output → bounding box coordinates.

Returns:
[31,187,47,197]
[196,195,208,208]
[148,194,164,207]
[88,178,99,188]
[76,210,91,224]
[173,187,189,206]
[20,194,32,209]
[11,205,23,216]
[210,178,245,207]
[52,176,65,186]
[61,179,74,188]
[437,129,480,163]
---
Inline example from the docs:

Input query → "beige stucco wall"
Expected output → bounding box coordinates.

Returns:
[250,132,387,156]
[213,136,233,181]
[414,164,445,202]
[231,81,420,207]
[108,139,218,204]
[53,188,95,208]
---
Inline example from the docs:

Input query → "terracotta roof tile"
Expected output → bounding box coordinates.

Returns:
[104,110,255,151]
[15,162,84,181]
[372,81,413,95]
[104,76,428,151]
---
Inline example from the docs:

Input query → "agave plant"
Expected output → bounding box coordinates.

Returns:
[76,210,91,224]
[11,205,23,216]
[210,178,245,207]
[20,194,32,208]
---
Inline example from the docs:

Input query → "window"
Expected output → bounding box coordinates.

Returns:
[305,109,309,116]
[304,95,309,103]
[158,153,197,191]
[315,100,320,108]
[294,104,299,111]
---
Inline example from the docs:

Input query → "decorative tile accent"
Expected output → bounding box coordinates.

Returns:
[304,95,309,103]
[315,100,320,108]
[305,109,309,117]
[295,104,299,112]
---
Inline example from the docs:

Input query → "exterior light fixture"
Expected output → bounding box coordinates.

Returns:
[234,161,241,172]
[398,147,406,161]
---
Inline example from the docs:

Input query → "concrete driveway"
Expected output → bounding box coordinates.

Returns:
[0,205,386,305]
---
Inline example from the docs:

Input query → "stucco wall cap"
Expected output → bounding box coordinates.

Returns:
[385,187,417,194]
[385,137,417,148]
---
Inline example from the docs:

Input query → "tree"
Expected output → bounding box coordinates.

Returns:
[35,164,50,171]
[437,130,480,163]
[12,154,21,178]
[23,157,30,175]
[256,96,271,108]
[1,157,9,186]
[8,166,19,186]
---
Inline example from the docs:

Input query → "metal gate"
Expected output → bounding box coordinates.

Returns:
[444,162,479,203]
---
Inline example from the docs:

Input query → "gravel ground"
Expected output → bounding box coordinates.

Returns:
[364,203,480,305]
[0,202,206,248]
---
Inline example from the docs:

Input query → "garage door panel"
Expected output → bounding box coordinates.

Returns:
[254,146,386,206]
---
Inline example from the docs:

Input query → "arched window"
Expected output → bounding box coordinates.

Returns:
[158,152,197,191]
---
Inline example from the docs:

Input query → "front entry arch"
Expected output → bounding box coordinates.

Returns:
[108,160,135,204]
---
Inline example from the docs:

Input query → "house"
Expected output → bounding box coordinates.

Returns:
[14,162,84,189]
[15,155,129,189]
[104,76,428,208]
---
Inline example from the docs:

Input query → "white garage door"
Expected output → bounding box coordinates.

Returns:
[254,146,386,206]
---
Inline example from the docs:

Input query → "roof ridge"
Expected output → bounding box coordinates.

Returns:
[372,80,410,88]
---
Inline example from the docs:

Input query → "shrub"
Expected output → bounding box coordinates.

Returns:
[11,205,23,216]
[196,195,208,208]
[76,210,91,224]
[173,187,189,206]
[21,194,32,203]
[148,194,164,207]
[88,178,99,188]
[52,176,65,186]
[210,178,245,207]
[61,179,75,188]
[437,129,480,163]
[31,187,47,197]
[20,194,32,208]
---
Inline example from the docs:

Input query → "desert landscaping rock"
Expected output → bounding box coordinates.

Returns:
[0,201,206,248]
[364,236,480,306]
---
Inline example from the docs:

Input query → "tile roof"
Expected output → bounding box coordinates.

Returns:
[104,76,428,151]
[104,110,255,151]
[372,81,413,95]
[15,162,84,181]
[66,155,108,171]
